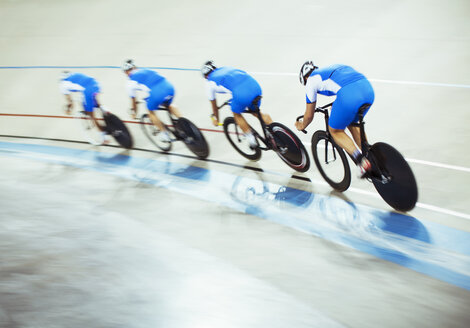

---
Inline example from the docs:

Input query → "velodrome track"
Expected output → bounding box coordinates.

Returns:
[1,1,469,327]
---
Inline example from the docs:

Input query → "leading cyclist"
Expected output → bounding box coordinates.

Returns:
[59,71,110,144]
[295,61,375,176]
[201,61,273,149]
[122,59,182,143]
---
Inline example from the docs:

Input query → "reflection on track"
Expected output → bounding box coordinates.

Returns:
[1,141,469,290]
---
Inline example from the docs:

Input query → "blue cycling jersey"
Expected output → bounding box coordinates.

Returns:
[313,65,365,89]
[305,65,366,102]
[129,69,165,88]
[60,73,100,112]
[127,69,174,110]
[304,64,374,129]
[207,67,251,91]
[206,67,262,114]
[62,73,98,91]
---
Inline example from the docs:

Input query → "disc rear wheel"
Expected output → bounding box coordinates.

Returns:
[103,113,133,149]
[174,117,210,159]
[270,122,310,172]
[368,142,418,212]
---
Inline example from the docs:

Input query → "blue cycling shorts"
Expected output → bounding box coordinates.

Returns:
[82,83,100,112]
[231,77,262,114]
[146,79,175,110]
[329,79,375,130]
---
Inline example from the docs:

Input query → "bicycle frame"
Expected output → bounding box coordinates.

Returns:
[139,103,184,141]
[218,99,274,151]
[299,102,374,162]
[156,105,181,138]
[299,102,341,164]
[298,102,390,180]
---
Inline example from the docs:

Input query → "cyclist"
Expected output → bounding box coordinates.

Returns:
[122,59,182,143]
[59,71,110,144]
[295,61,375,176]
[201,60,273,149]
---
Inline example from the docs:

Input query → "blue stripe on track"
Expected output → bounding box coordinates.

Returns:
[1,141,469,290]
[0,65,198,71]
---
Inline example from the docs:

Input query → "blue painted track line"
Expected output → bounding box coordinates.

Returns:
[1,141,469,290]
[0,65,198,71]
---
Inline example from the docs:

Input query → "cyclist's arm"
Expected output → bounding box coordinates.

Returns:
[296,75,320,130]
[126,80,139,116]
[130,97,137,111]
[206,80,220,125]
[64,94,73,106]
[210,99,218,121]
[296,102,316,130]
[60,80,74,110]
[303,102,316,126]
[64,94,73,113]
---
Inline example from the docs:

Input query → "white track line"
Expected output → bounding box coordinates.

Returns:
[369,78,470,89]
[346,186,470,220]
[307,180,470,221]
[405,158,470,173]
[249,71,470,89]
[304,142,470,173]
[415,203,470,221]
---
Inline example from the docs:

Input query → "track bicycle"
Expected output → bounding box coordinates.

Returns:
[297,103,418,212]
[140,105,209,159]
[77,107,133,149]
[220,97,310,173]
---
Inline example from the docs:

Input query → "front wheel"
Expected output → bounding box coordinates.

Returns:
[269,122,310,172]
[223,117,261,161]
[367,142,418,212]
[140,113,172,152]
[103,113,133,149]
[77,111,103,145]
[311,130,351,191]
[174,117,210,159]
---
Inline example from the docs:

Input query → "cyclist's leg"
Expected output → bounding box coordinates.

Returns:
[168,104,182,118]
[84,88,106,133]
[329,86,365,173]
[232,113,250,134]
[234,77,270,128]
[232,101,258,148]
[330,80,375,175]
[329,102,359,159]
[162,83,182,119]
[250,111,273,126]
[147,81,175,132]
[329,80,374,156]
[346,79,375,148]
[233,113,258,148]
[347,125,362,148]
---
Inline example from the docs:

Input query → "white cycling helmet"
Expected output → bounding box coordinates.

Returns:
[201,60,217,77]
[299,60,318,85]
[121,59,136,72]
